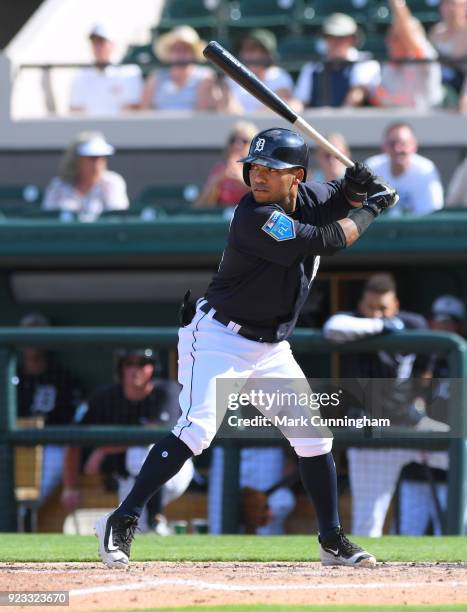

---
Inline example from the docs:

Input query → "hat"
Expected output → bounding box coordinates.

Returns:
[432,295,466,322]
[19,312,51,327]
[242,29,277,58]
[89,23,115,41]
[323,13,358,37]
[154,26,206,62]
[76,135,115,157]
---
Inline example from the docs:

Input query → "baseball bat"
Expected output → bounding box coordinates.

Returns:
[203,41,354,168]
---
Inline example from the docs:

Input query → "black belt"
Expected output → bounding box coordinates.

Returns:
[199,301,276,343]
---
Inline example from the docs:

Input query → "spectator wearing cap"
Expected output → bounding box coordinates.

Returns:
[294,13,381,108]
[62,349,193,534]
[140,26,216,111]
[429,0,467,94]
[365,122,443,216]
[42,132,129,222]
[368,0,443,109]
[446,155,467,206]
[69,24,143,116]
[16,313,83,506]
[226,29,299,112]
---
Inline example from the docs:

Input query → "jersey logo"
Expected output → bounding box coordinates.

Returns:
[262,211,296,242]
[254,138,266,153]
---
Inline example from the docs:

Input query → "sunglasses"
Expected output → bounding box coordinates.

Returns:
[228,135,250,146]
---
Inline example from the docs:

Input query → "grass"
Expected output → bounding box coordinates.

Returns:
[0,534,465,563]
[115,607,467,612]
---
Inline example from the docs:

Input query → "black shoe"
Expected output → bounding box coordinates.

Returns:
[94,512,138,568]
[319,526,376,567]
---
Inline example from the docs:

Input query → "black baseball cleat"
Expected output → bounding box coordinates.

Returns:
[94,512,138,568]
[319,526,376,567]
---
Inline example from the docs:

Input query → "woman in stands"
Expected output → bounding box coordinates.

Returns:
[140,25,217,111]
[194,121,257,208]
[42,132,129,221]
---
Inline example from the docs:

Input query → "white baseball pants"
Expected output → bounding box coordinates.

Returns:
[172,304,332,458]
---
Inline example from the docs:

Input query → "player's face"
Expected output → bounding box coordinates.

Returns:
[121,359,154,389]
[358,290,399,319]
[249,164,303,206]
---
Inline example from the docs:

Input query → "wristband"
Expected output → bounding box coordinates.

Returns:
[347,205,378,236]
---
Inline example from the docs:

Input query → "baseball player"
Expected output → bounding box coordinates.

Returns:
[95,127,398,568]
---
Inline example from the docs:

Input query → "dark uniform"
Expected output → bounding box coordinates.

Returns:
[206,181,350,341]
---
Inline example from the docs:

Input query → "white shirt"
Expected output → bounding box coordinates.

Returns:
[70,64,143,116]
[227,66,294,112]
[446,157,467,207]
[42,171,129,222]
[294,48,381,105]
[365,153,444,216]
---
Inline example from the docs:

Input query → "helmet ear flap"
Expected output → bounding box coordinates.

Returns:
[243,163,251,187]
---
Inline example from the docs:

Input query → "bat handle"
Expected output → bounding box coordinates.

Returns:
[294,116,354,168]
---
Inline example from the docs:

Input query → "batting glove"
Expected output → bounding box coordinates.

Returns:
[364,179,399,216]
[343,162,376,203]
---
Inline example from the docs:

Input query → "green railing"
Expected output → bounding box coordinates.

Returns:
[0,328,465,534]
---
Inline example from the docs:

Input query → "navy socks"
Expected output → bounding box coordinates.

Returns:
[116,433,193,518]
[298,452,340,539]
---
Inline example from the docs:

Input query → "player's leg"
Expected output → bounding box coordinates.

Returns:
[95,310,256,566]
[254,342,375,566]
[347,448,415,536]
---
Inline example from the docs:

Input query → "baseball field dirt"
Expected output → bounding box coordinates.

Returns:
[1,561,466,610]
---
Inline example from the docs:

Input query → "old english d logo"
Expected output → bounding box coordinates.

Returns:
[254,138,266,153]
[262,211,296,241]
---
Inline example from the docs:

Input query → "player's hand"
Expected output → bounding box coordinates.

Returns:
[61,487,81,512]
[343,162,375,203]
[364,179,399,216]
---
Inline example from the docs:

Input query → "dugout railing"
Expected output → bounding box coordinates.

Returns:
[0,327,465,534]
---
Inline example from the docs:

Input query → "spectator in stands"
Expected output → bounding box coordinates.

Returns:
[429,0,467,94]
[69,24,143,116]
[62,349,193,534]
[397,294,465,536]
[368,0,443,109]
[323,274,449,536]
[226,29,299,112]
[365,122,444,216]
[16,312,83,505]
[195,121,257,208]
[209,447,295,535]
[42,132,129,222]
[294,14,381,108]
[140,26,215,111]
[312,133,350,182]
[446,155,467,206]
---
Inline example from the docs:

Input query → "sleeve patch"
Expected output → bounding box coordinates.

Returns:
[261,211,296,241]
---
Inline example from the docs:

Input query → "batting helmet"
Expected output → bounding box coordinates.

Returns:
[239,128,308,186]
[114,348,159,379]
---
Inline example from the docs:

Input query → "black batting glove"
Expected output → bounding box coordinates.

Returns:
[364,178,399,216]
[343,162,375,203]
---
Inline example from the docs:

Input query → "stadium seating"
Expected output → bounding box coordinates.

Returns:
[226,0,298,35]
[299,0,371,29]
[0,184,43,217]
[134,183,201,214]
[157,0,223,39]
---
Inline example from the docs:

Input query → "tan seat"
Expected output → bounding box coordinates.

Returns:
[15,417,44,532]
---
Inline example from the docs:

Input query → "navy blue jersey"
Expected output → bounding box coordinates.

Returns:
[77,380,181,427]
[205,179,351,339]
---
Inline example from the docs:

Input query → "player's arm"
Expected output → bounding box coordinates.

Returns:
[323,312,403,343]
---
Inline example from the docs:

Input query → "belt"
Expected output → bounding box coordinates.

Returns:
[199,301,275,343]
